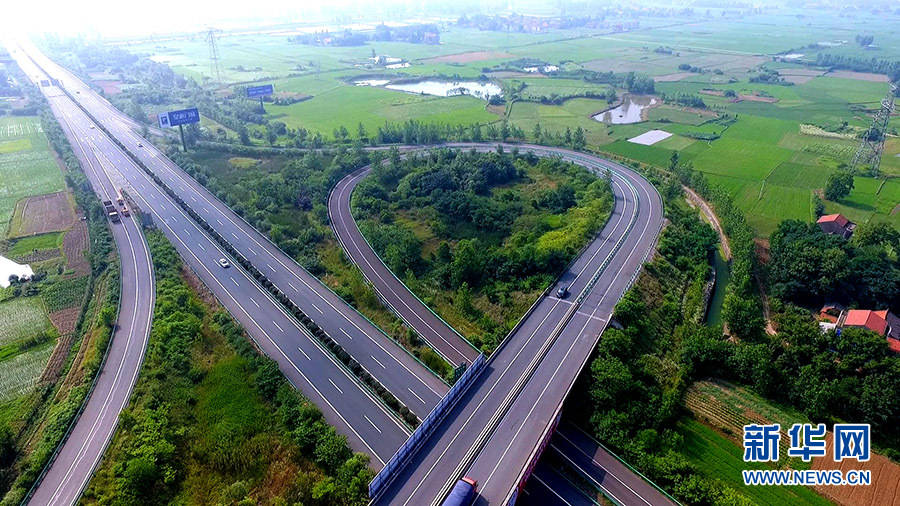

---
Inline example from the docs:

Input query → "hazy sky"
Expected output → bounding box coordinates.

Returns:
[2,0,420,38]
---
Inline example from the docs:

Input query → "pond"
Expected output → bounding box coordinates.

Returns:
[385,80,502,100]
[592,95,658,124]
[354,79,390,87]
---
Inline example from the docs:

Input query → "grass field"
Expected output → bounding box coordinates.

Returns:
[0,297,54,347]
[676,418,833,506]
[0,116,66,238]
[6,231,65,258]
[0,343,53,402]
[104,11,899,237]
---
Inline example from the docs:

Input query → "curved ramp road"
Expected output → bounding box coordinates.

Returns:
[18,41,448,419]
[344,145,665,505]
[11,49,155,506]
[14,44,414,474]
[330,168,480,366]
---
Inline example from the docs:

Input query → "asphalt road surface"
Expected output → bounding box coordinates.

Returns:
[368,145,664,505]
[550,424,677,506]
[13,43,415,474]
[330,167,480,366]
[17,41,449,420]
[10,47,155,506]
[19,41,667,505]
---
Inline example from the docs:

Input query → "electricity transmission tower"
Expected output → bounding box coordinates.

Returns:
[205,28,223,85]
[850,83,896,177]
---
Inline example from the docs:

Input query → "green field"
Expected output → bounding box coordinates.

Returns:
[42,275,89,312]
[97,10,900,238]
[0,116,66,238]
[676,418,833,506]
[6,231,65,258]
[0,344,54,402]
[0,297,54,347]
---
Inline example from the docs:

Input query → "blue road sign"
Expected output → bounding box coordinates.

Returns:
[247,84,274,98]
[158,107,200,128]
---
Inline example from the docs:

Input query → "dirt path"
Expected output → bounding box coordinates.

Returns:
[683,186,776,335]
[683,185,731,261]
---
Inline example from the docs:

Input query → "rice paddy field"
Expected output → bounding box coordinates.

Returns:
[0,297,56,401]
[107,9,899,236]
[0,116,66,238]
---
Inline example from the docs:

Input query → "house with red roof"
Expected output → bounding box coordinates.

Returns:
[839,309,900,352]
[817,213,856,239]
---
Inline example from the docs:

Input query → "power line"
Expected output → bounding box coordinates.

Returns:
[850,83,896,177]
[205,28,223,84]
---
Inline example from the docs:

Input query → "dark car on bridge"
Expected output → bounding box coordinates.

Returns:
[557,285,569,298]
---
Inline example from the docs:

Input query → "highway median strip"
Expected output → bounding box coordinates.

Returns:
[42,70,423,430]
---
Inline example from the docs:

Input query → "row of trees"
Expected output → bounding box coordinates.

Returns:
[667,154,763,339]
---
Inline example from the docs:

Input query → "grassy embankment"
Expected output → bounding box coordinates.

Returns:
[83,230,372,506]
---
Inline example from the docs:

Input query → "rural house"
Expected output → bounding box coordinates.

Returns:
[819,307,900,352]
[817,213,856,239]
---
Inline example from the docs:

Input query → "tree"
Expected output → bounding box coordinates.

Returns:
[572,126,586,150]
[450,239,485,288]
[668,151,679,171]
[722,293,764,339]
[532,122,542,141]
[824,170,854,201]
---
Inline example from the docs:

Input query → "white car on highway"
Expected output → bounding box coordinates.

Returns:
[218,258,230,268]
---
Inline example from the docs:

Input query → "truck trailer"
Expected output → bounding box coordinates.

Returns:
[102,200,120,223]
[441,477,477,506]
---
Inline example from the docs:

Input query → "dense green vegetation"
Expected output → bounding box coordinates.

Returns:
[84,231,371,506]
[353,148,613,352]
[768,220,899,310]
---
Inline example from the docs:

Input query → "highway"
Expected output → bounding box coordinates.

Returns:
[12,43,416,471]
[549,424,677,506]
[330,167,480,366]
[20,40,667,505]
[10,47,156,506]
[344,145,665,505]
[18,41,449,421]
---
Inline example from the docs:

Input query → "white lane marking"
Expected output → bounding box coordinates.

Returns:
[341,328,353,340]
[267,263,276,273]
[217,218,223,226]
[297,347,311,361]
[328,378,344,394]
[273,321,284,332]
[313,303,323,314]
[407,387,426,405]
[232,232,239,239]
[230,277,239,287]
[549,443,631,506]
[371,355,386,369]
[365,414,382,433]
[530,474,577,505]
[250,297,260,308]
[138,155,444,397]
[288,282,298,291]
[401,157,642,504]
[248,247,257,255]
[198,243,205,251]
